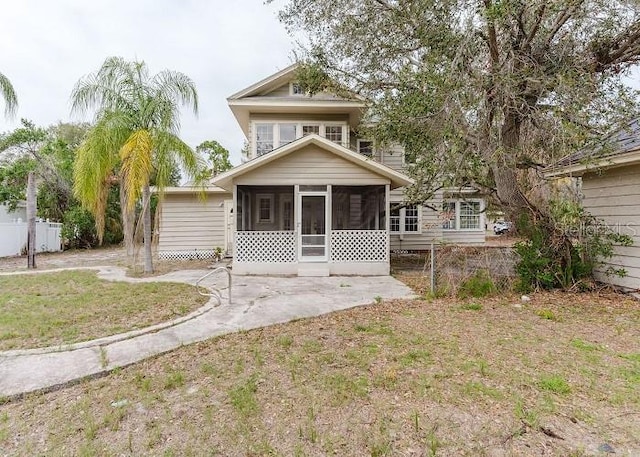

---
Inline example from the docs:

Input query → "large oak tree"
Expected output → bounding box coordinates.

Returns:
[274,0,640,220]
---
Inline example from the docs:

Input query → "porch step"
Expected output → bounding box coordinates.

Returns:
[297,263,330,277]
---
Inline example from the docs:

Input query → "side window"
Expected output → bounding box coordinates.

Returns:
[459,201,481,229]
[357,139,374,157]
[442,202,457,230]
[404,205,419,232]
[390,206,400,233]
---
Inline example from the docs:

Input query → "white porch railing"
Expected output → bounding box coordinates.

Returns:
[235,231,297,263]
[330,230,388,262]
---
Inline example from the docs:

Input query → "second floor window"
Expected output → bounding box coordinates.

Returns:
[325,125,343,144]
[357,139,373,157]
[302,125,320,136]
[279,124,296,146]
[256,124,274,156]
[253,122,349,157]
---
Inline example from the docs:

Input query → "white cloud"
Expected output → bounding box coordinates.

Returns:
[0,0,294,164]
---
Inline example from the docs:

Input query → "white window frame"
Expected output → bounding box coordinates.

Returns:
[357,139,374,157]
[280,194,293,231]
[250,120,349,158]
[256,193,274,224]
[389,202,422,234]
[290,82,305,96]
[441,199,484,231]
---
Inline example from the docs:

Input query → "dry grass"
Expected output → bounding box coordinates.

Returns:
[0,270,207,350]
[1,290,638,455]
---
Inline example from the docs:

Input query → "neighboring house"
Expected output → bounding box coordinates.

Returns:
[0,202,27,223]
[546,120,640,291]
[158,64,486,275]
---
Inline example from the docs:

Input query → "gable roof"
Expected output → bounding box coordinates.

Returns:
[546,120,640,177]
[227,64,365,137]
[212,134,414,190]
[228,64,299,100]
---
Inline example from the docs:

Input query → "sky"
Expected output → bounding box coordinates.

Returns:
[0,0,294,165]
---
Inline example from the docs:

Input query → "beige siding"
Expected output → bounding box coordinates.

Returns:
[261,82,345,100]
[582,164,640,289]
[235,145,389,186]
[380,143,405,172]
[158,193,231,252]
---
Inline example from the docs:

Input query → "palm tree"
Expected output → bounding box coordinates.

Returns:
[0,71,18,118]
[71,57,204,273]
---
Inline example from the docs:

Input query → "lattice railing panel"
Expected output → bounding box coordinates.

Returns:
[331,230,388,262]
[159,250,217,261]
[235,231,296,263]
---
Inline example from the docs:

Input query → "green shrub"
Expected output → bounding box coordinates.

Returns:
[458,270,496,298]
[514,201,633,292]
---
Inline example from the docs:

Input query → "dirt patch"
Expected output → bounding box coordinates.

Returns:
[1,291,638,455]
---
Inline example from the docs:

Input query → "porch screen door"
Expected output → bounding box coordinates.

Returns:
[299,194,327,261]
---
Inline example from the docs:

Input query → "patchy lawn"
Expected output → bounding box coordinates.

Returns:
[1,291,639,455]
[0,270,207,350]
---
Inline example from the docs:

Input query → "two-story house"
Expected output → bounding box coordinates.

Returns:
[158,65,486,276]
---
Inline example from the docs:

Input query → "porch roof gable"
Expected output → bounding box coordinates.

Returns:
[212,134,414,190]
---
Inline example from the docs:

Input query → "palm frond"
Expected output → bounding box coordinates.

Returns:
[153,70,199,115]
[153,130,207,189]
[0,71,18,118]
[73,111,132,241]
[119,129,153,209]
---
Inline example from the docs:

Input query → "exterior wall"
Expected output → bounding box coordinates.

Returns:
[158,192,232,259]
[235,145,389,186]
[582,164,640,290]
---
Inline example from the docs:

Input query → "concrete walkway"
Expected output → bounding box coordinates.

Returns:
[0,267,415,398]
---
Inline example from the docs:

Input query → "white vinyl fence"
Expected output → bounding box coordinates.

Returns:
[0,221,63,258]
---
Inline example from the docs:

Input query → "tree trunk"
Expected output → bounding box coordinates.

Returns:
[119,185,135,257]
[26,172,37,269]
[493,111,533,220]
[142,183,153,274]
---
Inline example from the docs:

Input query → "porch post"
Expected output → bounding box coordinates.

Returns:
[385,184,390,256]
[327,184,332,262]
[232,184,238,253]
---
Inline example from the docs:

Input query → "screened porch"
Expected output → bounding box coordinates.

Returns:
[234,184,389,272]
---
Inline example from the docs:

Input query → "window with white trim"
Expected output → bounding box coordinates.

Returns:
[357,139,374,157]
[257,194,274,223]
[405,205,419,232]
[302,124,320,136]
[325,125,343,144]
[442,200,482,230]
[280,195,293,230]
[256,124,274,156]
[390,204,420,233]
[279,124,296,146]
[252,121,348,157]
[290,82,304,96]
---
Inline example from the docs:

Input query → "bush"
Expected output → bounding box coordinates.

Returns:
[457,269,497,298]
[514,201,633,292]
